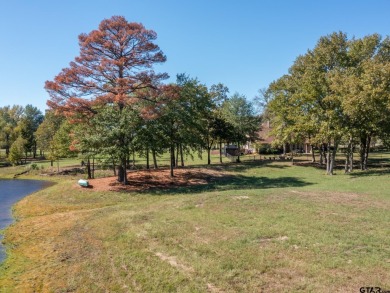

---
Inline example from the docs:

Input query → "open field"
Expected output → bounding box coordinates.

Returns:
[0,153,390,292]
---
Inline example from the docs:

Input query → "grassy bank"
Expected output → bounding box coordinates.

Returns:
[0,157,390,292]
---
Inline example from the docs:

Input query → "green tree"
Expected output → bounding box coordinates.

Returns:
[267,75,301,157]
[331,34,390,171]
[209,116,234,163]
[8,136,27,165]
[155,75,213,176]
[221,93,260,163]
[268,32,350,174]
[50,121,75,172]
[35,111,64,163]
[203,83,230,165]
[0,105,23,156]
[19,104,44,158]
[267,32,390,174]
[81,105,142,179]
[176,74,212,166]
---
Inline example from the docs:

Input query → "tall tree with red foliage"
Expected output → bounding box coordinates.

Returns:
[45,16,168,184]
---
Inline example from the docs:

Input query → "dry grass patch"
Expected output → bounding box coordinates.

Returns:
[2,208,97,292]
[287,190,390,210]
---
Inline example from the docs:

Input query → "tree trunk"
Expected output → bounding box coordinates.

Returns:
[311,145,316,163]
[329,151,334,175]
[219,141,223,163]
[33,141,37,159]
[87,158,92,179]
[350,150,354,172]
[117,156,128,184]
[326,141,332,175]
[345,136,353,174]
[283,143,286,155]
[175,143,179,167]
[170,143,175,177]
[117,165,123,182]
[359,134,371,171]
[345,152,350,174]
[324,145,327,165]
[112,158,117,176]
[146,147,150,169]
[320,143,327,166]
[122,157,128,184]
[332,142,339,171]
[152,149,158,169]
[360,135,366,171]
[206,136,213,165]
[123,157,128,184]
[364,135,371,170]
[237,141,241,163]
[207,146,211,165]
[92,156,95,179]
[326,140,339,175]
[180,144,184,167]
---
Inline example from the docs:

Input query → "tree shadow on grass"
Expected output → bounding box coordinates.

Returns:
[143,173,313,195]
[294,158,390,172]
[348,168,390,178]
[293,160,390,176]
[101,161,310,195]
[191,160,292,173]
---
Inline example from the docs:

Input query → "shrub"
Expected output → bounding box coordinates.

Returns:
[30,163,40,170]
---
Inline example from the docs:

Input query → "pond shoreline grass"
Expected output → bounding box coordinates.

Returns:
[0,154,389,292]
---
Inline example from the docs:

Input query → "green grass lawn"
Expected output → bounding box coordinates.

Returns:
[0,159,390,292]
[0,156,389,292]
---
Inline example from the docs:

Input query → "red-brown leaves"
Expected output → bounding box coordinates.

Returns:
[160,84,181,101]
[45,15,168,121]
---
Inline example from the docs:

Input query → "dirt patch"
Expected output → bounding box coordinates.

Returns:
[207,283,225,293]
[77,168,226,192]
[257,235,289,245]
[154,251,224,292]
[278,190,390,211]
[233,196,250,200]
[155,252,194,274]
[289,190,366,207]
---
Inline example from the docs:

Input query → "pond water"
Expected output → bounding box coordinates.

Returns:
[0,179,52,263]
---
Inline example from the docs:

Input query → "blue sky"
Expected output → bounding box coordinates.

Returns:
[1,0,390,112]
